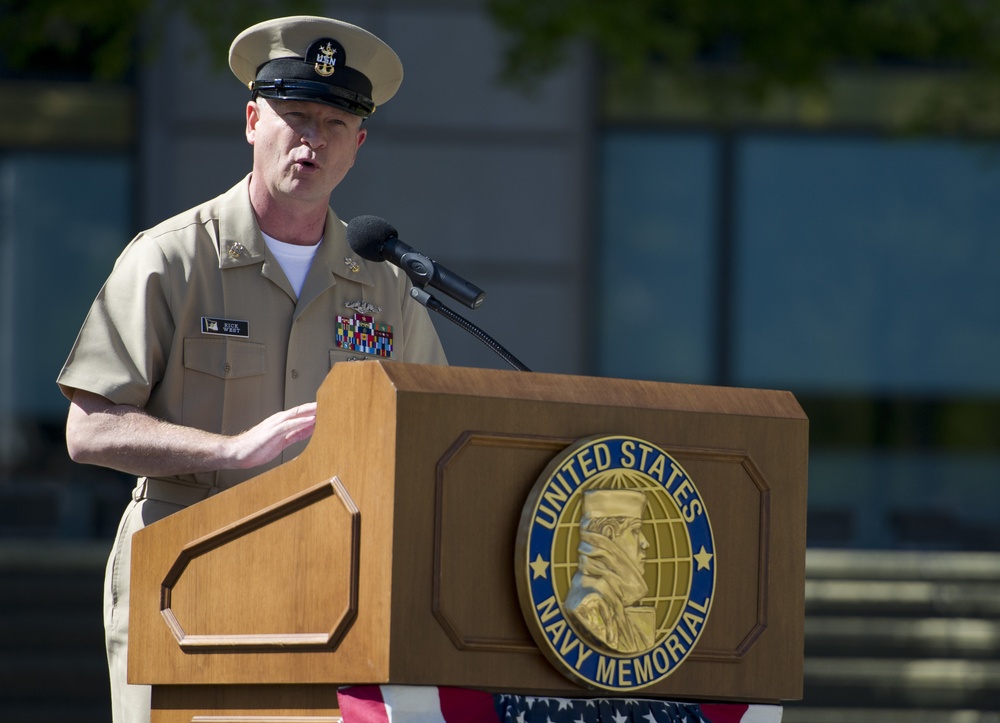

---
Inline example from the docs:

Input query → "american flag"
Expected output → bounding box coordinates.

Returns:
[337,685,781,723]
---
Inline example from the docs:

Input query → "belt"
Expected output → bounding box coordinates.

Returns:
[132,477,220,507]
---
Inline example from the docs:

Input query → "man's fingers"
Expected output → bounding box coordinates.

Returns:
[279,410,316,439]
[283,417,316,445]
[288,402,317,418]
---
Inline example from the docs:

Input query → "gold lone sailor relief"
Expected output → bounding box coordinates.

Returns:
[564,489,656,654]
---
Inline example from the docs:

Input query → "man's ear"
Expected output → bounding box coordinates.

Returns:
[246,101,261,145]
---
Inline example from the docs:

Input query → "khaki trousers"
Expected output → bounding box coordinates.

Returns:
[105,479,215,723]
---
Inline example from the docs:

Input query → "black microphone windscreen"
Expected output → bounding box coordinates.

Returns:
[347,215,398,261]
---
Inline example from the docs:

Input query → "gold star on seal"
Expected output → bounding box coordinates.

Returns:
[694,546,714,571]
[529,554,549,580]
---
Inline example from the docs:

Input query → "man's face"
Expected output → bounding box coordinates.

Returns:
[616,520,649,568]
[246,97,367,205]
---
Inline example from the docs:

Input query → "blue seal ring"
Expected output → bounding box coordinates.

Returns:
[516,435,716,691]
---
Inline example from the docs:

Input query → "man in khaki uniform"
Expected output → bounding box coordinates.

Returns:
[57,16,446,723]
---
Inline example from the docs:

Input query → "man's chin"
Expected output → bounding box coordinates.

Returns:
[279,179,333,204]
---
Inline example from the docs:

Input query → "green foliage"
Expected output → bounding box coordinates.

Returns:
[487,0,1000,130]
[0,0,147,79]
[178,0,322,74]
[0,0,321,81]
[489,0,1000,85]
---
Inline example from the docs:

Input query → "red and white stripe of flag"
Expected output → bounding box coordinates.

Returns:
[337,685,782,723]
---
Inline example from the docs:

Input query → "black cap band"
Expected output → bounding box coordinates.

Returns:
[252,78,375,117]
[252,51,376,117]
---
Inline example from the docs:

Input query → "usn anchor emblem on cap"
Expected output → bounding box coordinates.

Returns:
[515,435,716,691]
[311,38,339,77]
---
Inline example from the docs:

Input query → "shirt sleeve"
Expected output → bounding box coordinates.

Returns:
[56,233,175,407]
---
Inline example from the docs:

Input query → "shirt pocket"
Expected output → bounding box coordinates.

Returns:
[182,338,266,433]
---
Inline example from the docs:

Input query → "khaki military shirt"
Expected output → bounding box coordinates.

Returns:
[58,175,447,489]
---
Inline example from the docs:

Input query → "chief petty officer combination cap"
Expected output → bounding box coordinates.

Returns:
[229,15,403,118]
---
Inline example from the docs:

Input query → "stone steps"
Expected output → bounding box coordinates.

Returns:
[805,616,1000,659]
[784,709,1000,723]
[0,541,110,723]
[787,549,1000,720]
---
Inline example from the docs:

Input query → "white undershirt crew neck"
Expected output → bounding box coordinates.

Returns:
[261,231,321,297]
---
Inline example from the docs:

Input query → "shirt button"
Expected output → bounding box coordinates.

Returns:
[290,369,299,379]
[223,362,232,374]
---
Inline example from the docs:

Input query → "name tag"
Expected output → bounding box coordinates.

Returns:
[201,317,249,338]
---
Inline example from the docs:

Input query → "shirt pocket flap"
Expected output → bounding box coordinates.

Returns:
[184,338,266,380]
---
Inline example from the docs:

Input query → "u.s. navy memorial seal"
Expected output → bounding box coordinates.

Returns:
[515,435,716,692]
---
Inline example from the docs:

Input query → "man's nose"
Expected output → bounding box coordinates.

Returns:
[301,123,326,148]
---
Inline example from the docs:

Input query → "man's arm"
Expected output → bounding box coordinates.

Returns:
[65,389,316,477]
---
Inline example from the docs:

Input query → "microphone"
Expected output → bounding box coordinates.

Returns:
[346,215,486,310]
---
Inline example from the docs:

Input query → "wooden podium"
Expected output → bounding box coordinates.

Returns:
[130,361,808,722]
